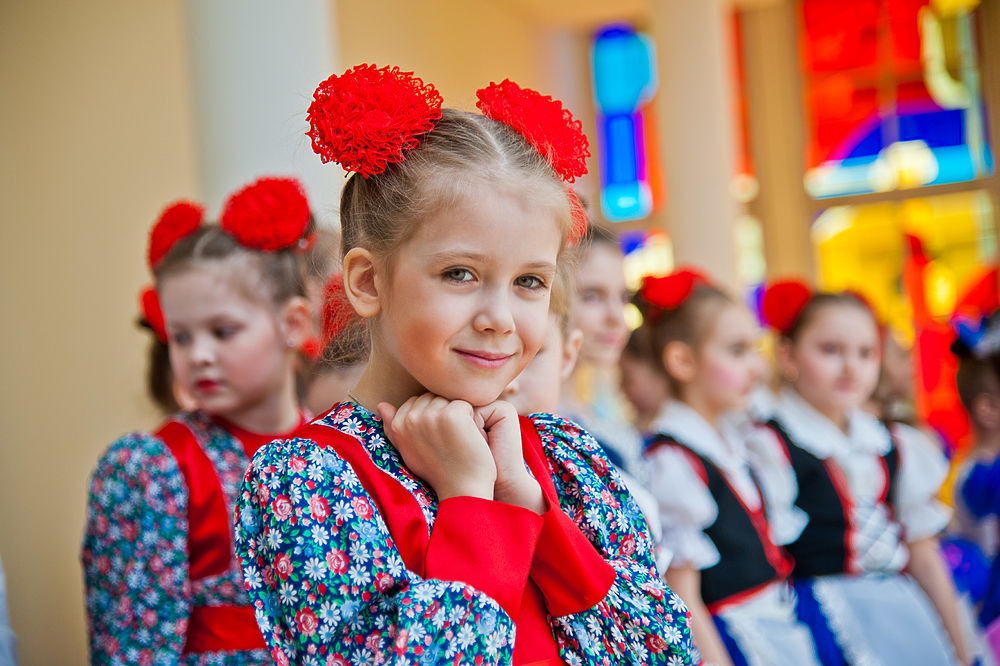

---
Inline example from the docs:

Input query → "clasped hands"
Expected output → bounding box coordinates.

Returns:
[377,394,545,514]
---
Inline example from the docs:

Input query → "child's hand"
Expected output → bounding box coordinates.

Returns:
[474,401,545,514]
[378,394,497,501]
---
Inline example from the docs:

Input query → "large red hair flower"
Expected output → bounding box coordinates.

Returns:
[307,64,443,177]
[139,286,167,343]
[639,268,710,311]
[220,177,312,251]
[147,200,204,269]
[476,79,590,182]
[761,279,812,335]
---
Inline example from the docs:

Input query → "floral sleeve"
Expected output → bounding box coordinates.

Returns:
[530,413,698,665]
[81,433,191,665]
[234,437,522,666]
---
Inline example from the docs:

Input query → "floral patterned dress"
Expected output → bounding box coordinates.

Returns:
[234,401,696,666]
[82,410,303,665]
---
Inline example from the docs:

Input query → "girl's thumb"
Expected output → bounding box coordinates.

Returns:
[376,402,397,428]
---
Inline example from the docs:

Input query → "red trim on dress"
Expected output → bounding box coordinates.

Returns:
[183,606,266,653]
[821,458,859,574]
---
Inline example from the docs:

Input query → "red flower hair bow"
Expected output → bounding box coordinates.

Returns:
[476,79,590,183]
[220,177,312,252]
[761,279,812,334]
[307,64,443,178]
[139,286,167,343]
[301,274,359,360]
[640,268,710,311]
[147,200,204,269]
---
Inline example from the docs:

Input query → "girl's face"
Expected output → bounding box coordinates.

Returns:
[781,303,881,423]
[571,243,630,367]
[685,303,764,416]
[159,265,296,424]
[369,184,561,407]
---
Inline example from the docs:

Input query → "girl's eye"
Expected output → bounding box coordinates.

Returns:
[515,275,545,290]
[859,347,874,359]
[580,288,602,303]
[444,268,474,282]
[214,326,240,339]
[820,342,839,355]
[620,290,632,306]
[171,331,191,346]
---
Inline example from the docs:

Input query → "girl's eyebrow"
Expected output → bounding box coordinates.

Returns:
[429,250,556,274]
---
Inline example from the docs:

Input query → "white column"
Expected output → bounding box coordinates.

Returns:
[183,0,341,224]
[649,0,741,291]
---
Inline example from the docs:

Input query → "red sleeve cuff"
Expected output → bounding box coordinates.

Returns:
[530,505,616,616]
[424,496,543,617]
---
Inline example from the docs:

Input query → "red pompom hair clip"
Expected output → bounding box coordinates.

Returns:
[307,64,443,178]
[476,79,590,183]
[220,177,312,252]
[147,200,204,269]
[301,274,359,360]
[639,268,711,312]
[761,279,813,335]
[139,286,168,343]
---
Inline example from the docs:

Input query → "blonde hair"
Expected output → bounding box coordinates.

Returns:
[338,108,572,264]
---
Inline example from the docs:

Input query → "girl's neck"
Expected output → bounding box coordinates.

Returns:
[214,376,301,435]
[350,353,425,415]
[973,429,1000,457]
[677,392,723,433]
[791,387,850,433]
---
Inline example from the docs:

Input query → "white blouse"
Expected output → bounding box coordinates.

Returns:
[758,389,951,573]
[645,400,808,570]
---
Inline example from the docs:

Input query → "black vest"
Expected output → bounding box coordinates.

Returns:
[763,419,900,577]
[649,435,793,610]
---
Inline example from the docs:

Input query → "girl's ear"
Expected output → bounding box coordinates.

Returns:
[560,328,584,382]
[343,247,381,318]
[775,337,799,383]
[279,296,312,349]
[662,341,697,384]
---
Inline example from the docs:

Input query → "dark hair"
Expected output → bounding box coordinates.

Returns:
[956,354,1000,414]
[145,337,179,414]
[782,292,876,342]
[638,285,732,392]
[154,225,307,306]
[338,108,572,264]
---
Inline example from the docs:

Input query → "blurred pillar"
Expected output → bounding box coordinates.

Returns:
[182,0,341,223]
[740,2,814,281]
[649,0,741,291]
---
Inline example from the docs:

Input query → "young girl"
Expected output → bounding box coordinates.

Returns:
[233,64,695,665]
[759,280,970,665]
[561,225,646,478]
[640,269,820,666]
[951,310,1000,654]
[82,177,315,664]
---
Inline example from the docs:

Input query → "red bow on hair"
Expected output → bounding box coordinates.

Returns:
[307,64,443,178]
[302,274,359,360]
[139,286,167,343]
[475,79,590,183]
[640,268,710,311]
[220,177,312,252]
[761,279,812,335]
[147,201,204,269]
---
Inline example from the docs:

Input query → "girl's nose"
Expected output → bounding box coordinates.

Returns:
[189,334,215,365]
[474,290,515,334]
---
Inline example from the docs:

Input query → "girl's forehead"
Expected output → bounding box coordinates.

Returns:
[160,263,271,312]
[803,303,878,341]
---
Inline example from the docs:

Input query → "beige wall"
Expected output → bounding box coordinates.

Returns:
[0,1,198,663]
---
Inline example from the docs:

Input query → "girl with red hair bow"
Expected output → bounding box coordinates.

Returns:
[82,178,315,664]
[233,65,695,666]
